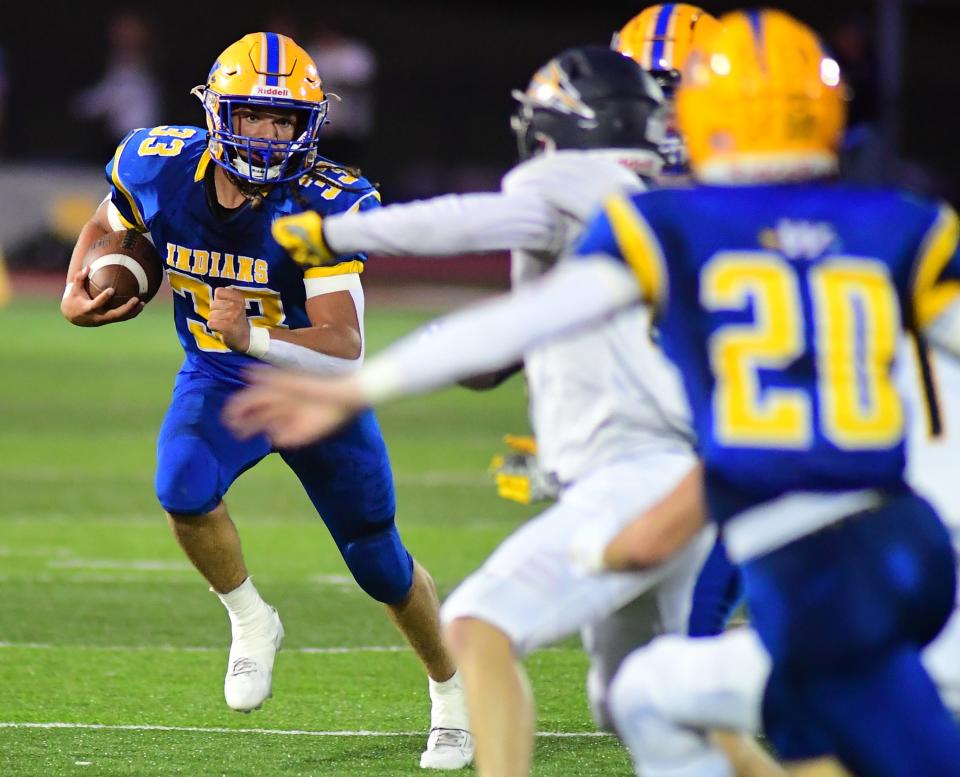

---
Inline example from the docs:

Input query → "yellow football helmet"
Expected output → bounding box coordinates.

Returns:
[192,32,328,184]
[612,4,721,94]
[676,9,846,184]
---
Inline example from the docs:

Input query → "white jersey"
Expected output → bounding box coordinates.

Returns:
[325,149,693,484]
[900,343,960,541]
[500,151,691,482]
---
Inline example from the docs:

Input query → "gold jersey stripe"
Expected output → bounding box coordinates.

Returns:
[304,259,365,279]
[194,149,212,183]
[110,136,147,232]
[604,195,666,306]
[913,204,960,328]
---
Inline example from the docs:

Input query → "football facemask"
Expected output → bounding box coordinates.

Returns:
[193,32,329,184]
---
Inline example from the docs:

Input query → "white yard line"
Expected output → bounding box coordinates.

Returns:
[0,641,575,654]
[0,721,609,738]
[0,642,408,654]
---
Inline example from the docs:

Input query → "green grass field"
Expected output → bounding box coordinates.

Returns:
[0,296,633,776]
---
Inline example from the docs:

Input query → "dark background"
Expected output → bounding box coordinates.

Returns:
[2,0,958,204]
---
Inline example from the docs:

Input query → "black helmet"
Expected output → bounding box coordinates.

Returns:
[510,45,666,162]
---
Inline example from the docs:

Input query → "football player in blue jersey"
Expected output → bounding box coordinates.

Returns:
[226,39,775,777]
[59,32,471,770]
[223,11,960,776]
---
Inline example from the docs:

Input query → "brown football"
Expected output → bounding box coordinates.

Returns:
[83,230,164,310]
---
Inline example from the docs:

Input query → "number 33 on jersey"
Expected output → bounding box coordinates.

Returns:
[104,124,380,383]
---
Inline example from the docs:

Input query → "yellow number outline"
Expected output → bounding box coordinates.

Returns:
[138,126,197,158]
[702,251,903,450]
[811,258,902,449]
[702,252,811,448]
[167,270,287,353]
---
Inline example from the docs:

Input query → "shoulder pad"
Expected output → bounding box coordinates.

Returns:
[106,126,206,230]
[294,168,380,216]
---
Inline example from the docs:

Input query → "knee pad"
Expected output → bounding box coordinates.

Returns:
[610,645,732,777]
[342,524,413,605]
[608,640,675,732]
[155,435,221,516]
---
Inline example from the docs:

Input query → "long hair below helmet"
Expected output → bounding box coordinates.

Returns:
[510,45,667,176]
[192,32,329,185]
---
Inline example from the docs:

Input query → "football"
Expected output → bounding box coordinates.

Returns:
[83,230,164,310]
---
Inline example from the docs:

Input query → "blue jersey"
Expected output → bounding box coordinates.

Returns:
[105,125,381,384]
[576,183,960,523]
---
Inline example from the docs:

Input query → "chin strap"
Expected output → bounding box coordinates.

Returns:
[222,168,272,209]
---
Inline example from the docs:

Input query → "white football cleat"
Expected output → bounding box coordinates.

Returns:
[419,728,474,770]
[224,606,284,712]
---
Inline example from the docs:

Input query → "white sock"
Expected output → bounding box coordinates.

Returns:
[429,670,470,730]
[216,577,270,631]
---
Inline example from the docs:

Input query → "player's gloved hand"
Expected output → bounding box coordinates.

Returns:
[489,435,560,504]
[271,211,336,268]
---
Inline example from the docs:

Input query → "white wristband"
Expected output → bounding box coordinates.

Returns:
[62,282,74,301]
[245,325,270,358]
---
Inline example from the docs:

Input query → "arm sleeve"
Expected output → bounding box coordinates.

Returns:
[356,257,641,404]
[254,337,361,375]
[322,192,563,257]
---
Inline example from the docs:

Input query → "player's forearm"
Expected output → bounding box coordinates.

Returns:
[246,325,362,375]
[66,196,117,284]
[457,362,524,391]
[268,324,361,360]
[67,218,111,282]
[602,464,707,571]
[356,257,640,405]
[323,192,559,256]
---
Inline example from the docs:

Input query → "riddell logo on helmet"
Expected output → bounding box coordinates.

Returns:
[252,85,292,98]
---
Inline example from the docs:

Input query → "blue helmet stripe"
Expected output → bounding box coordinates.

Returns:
[650,4,676,70]
[746,9,766,70]
[265,32,280,86]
